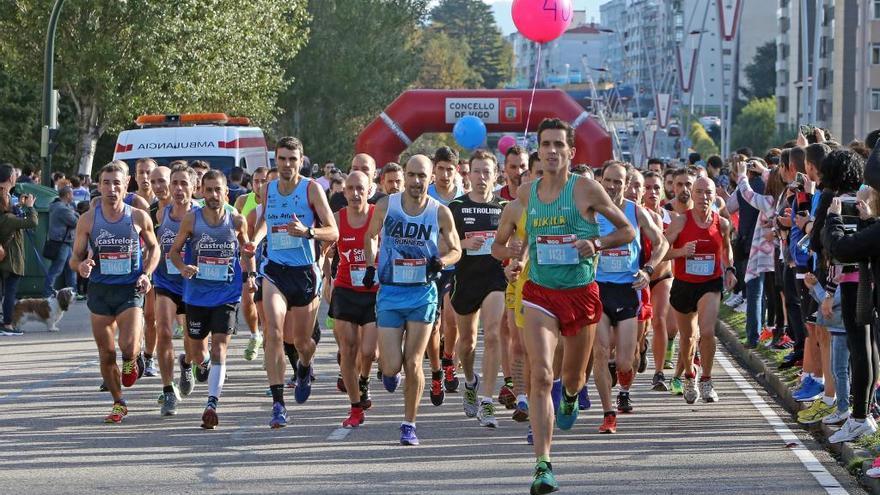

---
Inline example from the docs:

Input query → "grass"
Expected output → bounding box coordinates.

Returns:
[848,456,870,476]
[856,431,880,455]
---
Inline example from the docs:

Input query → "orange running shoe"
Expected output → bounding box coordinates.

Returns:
[104,402,128,424]
[598,412,617,434]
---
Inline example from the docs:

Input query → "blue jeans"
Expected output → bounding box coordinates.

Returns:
[831,334,851,412]
[1,272,21,326]
[744,276,763,345]
[44,243,75,297]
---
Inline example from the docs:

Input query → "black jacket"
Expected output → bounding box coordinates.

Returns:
[823,213,880,316]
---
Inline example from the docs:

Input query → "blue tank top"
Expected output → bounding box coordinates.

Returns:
[153,205,187,295]
[89,203,142,285]
[377,194,440,311]
[184,209,242,306]
[596,200,641,284]
[263,179,315,268]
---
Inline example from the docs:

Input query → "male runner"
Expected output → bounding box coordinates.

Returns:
[235,166,269,360]
[191,160,210,201]
[381,163,404,195]
[517,119,635,494]
[362,154,461,445]
[593,162,667,434]
[253,137,338,428]
[664,177,736,404]
[71,160,160,423]
[135,158,158,205]
[329,172,379,428]
[133,158,160,376]
[498,146,529,201]
[449,150,508,428]
[170,170,256,428]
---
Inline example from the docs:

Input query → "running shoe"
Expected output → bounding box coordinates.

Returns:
[99,382,108,392]
[104,402,128,424]
[294,363,313,404]
[478,400,499,428]
[723,293,743,307]
[669,376,683,396]
[598,412,617,434]
[577,385,591,411]
[637,341,648,374]
[342,406,365,428]
[442,359,459,393]
[555,393,578,430]
[498,383,516,409]
[663,359,674,370]
[194,359,211,383]
[121,359,140,388]
[337,372,346,394]
[269,402,288,429]
[463,375,480,418]
[160,390,179,416]
[867,457,880,479]
[798,399,836,425]
[513,398,529,422]
[608,362,618,387]
[399,423,419,446]
[201,402,218,429]
[526,426,533,445]
[430,375,445,406]
[178,354,194,396]
[137,352,146,379]
[758,327,774,342]
[616,391,633,413]
[551,380,562,413]
[683,376,699,404]
[383,372,401,393]
[143,356,158,377]
[699,378,719,403]
[793,376,824,402]
[828,416,878,443]
[172,323,184,339]
[822,409,851,425]
[733,301,747,313]
[651,371,668,391]
[244,333,262,361]
[157,382,182,404]
[359,377,372,410]
[530,461,559,495]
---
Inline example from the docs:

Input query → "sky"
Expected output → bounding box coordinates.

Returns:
[484,0,603,34]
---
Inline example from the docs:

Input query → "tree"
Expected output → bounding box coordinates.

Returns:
[689,122,719,158]
[0,1,309,174]
[731,97,777,156]
[279,0,428,163]
[416,28,478,89]
[430,0,513,89]
[741,42,777,100]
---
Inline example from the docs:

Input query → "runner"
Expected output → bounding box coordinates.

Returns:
[234,166,269,360]
[132,158,160,377]
[170,170,256,428]
[499,146,529,202]
[362,154,461,445]
[449,150,508,428]
[593,162,667,434]
[381,163,404,195]
[329,171,379,428]
[664,176,736,404]
[253,137,338,428]
[518,119,635,494]
[70,160,160,423]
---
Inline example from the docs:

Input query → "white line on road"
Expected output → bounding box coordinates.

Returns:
[717,352,848,495]
[327,427,352,441]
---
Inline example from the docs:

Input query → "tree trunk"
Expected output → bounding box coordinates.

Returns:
[76,102,104,176]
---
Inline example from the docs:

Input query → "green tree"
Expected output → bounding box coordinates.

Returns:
[731,97,777,155]
[689,122,719,158]
[741,42,777,100]
[416,28,478,89]
[430,0,513,89]
[0,1,308,174]
[279,0,428,163]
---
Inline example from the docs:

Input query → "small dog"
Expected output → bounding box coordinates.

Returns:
[13,287,75,332]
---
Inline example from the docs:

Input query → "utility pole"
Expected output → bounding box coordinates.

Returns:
[41,0,67,188]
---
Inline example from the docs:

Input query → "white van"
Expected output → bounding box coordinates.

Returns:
[113,113,270,176]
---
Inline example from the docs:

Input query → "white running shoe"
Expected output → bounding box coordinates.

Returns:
[828,416,877,443]
[724,293,743,308]
[822,409,851,425]
[477,399,499,428]
[699,379,719,403]
[683,376,700,404]
[733,301,747,313]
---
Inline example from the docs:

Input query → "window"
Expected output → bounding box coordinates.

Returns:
[779,96,788,113]
[875,0,880,20]
[872,89,880,112]
[873,44,880,65]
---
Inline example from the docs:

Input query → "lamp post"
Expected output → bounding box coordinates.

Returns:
[41,0,67,188]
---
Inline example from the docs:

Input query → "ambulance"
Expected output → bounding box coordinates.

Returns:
[112,113,270,176]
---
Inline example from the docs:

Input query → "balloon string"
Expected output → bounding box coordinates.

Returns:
[524,43,542,140]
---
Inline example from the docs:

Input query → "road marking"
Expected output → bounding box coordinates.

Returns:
[327,427,352,441]
[717,352,848,495]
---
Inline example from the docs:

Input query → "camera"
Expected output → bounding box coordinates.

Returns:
[840,195,859,219]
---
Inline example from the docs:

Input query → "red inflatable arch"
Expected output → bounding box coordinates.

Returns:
[355,89,612,167]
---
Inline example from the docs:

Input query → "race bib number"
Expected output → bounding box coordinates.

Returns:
[393,258,427,284]
[599,248,631,273]
[465,231,495,256]
[685,254,715,276]
[349,263,366,287]
[536,235,579,265]
[197,256,231,282]
[99,251,131,275]
[165,253,182,276]
[270,225,302,251]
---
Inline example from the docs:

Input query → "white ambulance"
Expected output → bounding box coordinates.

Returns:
[112,113,270,176]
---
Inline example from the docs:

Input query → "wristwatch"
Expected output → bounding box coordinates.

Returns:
[642,264,655,276]
[306,227,315,239]
[592,238,603,252]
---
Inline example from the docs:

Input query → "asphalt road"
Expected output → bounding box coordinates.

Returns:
[0,301,867,495]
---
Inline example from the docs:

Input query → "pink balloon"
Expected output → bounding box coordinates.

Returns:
[498,135,517,155]
[512,0,574,44]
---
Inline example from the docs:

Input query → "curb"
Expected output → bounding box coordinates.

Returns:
[715,318,880,493]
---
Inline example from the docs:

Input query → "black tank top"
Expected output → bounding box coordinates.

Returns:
[448,193,506,284]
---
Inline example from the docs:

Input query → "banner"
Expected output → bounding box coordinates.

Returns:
[655,93,673,128]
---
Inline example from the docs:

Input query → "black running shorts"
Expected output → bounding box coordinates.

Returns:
[670,278,723,314]
[329,286,377,326]
[597,281,640,326]
[186,303,239,340]
[450,272,507,315]
[155,287,186,315]
[262,261,319,309]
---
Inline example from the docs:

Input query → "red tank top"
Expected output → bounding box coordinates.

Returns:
[672,209,723,283]
[335,206,377,292]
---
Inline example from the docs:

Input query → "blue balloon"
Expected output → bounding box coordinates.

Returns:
[453,116,487,150]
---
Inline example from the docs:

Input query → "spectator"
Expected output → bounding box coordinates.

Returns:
[0,191,37,334]
[227,168,248,204]
[316,161,336,191]
[44,186,79,297]
[18,166,34,184]
[70,176,90,204]
[329,173,345,195]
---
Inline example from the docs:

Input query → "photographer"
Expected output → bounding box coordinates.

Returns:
[822,148,878,442]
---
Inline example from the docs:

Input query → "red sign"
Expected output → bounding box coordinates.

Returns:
[499,98,522,124]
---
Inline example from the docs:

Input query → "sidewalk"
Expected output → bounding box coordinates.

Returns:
[717,305,880,493]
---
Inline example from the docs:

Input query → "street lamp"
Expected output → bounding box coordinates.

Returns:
[41,0,67,188]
